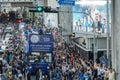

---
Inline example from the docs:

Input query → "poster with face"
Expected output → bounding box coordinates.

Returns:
[73,0,111,33]
[44,13,58,28]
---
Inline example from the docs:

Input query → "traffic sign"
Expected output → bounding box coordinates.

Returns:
[58,0,75,6]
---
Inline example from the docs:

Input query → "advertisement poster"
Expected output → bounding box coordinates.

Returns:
[73,0,111,33]
[44,13,58,28]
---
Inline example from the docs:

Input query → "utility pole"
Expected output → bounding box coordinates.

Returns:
[107,0,110,67]
[93,21,97,63]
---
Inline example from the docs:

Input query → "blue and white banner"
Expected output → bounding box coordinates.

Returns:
[29,43,54,52]
[28,34,54,52]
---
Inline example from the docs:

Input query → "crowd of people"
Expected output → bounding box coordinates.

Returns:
[0,23,25,80]
[0,22,61,80]
[22,22,115,80]
[0,21,115,80]
[48,38,115,80]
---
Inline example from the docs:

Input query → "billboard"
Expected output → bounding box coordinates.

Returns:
[44,13,58,28]
[28,34,54,52]
[73,0,111,33]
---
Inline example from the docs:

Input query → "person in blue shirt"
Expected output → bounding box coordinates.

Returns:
[40,57,46,63]
[26,65,32,80]
[96,75,102,80]
[78,70,84,80]
[49,70,54,80]
[102,19,106,33]
[39,26,43,34]
[82,16,89,32]
[8,52,13,62]
[55,68,62,80]
[24,30,29,35]
[84,72,91,80]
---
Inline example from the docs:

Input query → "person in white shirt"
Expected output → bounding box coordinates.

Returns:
[47,19,52,29]
[108,68,115,80]
[62,62,67,74]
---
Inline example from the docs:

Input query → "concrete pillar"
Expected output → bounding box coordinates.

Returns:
[47,0,58,8]
[59,6,73,43]
[112,0,120,79]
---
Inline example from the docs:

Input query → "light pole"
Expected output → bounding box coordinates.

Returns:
[106,0,110,66]
[93,21,97,63]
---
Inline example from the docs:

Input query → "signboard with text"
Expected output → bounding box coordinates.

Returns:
[28,34,54,52]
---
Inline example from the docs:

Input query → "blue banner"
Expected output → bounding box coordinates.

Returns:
[58,0,75,6]
[28,34,54,52]
[99,56,107,64]
[29,43,53,52]
[29,34,54,43]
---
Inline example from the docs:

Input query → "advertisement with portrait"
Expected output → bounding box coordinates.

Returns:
[44,13,58,28]
[73,0,111,34]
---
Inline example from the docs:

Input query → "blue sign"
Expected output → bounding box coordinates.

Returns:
[28,34,54,52]
[29,34,54,43]
[58,0,75,6]
[29,43,53,52]
[99,56,107,64]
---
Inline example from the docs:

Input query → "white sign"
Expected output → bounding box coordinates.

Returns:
[1,3,11,7]
[44,13,58,28]
[0,0,34,2]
